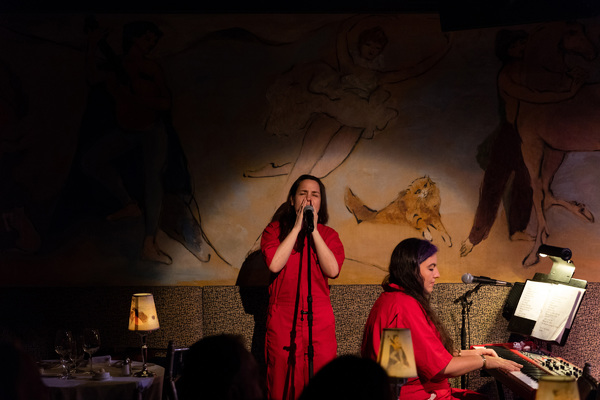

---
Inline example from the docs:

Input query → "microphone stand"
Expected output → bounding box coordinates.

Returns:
[302,220,315,380]
[453,283,483,389]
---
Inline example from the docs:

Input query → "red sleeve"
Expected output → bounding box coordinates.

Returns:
[361,307,385,362]
[260,221,280,268]
[318,224,345,278]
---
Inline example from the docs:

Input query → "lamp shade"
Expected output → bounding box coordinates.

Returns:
[377,328,417,379]
[129,293,160,332]
[535,376,579,400]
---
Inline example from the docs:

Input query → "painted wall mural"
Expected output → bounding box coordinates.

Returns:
[1,13,600,286]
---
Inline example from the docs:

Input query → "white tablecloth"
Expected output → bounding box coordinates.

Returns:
[41,361,163,400]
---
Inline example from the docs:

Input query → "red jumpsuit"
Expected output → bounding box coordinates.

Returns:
[261,221,345,400]
[361,283,483,400]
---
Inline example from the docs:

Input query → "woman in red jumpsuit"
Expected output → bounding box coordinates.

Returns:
[361,238,521,400]
[261,174,345,400]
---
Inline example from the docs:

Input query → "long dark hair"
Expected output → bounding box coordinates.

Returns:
[271,175,329,242]
[385,238,454,353]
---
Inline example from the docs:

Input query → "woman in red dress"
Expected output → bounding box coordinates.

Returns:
[261,175,345,400]
[361,238,521,400]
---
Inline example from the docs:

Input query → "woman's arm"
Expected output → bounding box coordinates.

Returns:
[85,28,110,86]
[438,348,522,378]
[267,227,301,274]
[265,204,305,274]
[336,15,366,75]
[378,34,451,84]
[311,228,341,278]
[498,64,585,104]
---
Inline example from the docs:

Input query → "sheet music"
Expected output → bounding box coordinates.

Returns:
[513,281,549,321]
[514,280,585,342]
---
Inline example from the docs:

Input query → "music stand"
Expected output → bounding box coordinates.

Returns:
[505,245,587,347]
[377,328,417,398]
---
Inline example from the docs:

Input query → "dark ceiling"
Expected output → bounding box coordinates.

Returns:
[440,0,600,30]
[1,0,599,31]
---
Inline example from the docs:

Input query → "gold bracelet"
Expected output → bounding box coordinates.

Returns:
[480,354,487,369]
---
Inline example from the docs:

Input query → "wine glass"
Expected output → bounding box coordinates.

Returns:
[54,330,75,379]
[82,328,101,374]
[69,336,84,373]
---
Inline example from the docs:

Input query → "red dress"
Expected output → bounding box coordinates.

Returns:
[361,284,484,400]
[261,221,345,400]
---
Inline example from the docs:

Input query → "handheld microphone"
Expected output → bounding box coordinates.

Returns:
[461,273,512,287]
[304,205,314,232]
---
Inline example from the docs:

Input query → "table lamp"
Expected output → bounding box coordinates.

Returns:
[535,376,579,400]
[128,293,160,377]
[377,328,417,398]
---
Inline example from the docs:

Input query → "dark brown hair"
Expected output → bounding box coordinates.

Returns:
[385,238,454,353]
[270,175,329,242]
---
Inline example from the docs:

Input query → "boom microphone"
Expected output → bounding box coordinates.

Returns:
[304,205,314,232]
[461,273,512,287]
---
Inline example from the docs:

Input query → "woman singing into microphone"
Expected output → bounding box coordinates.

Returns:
[362,238,521,400]
[261,174,345,400]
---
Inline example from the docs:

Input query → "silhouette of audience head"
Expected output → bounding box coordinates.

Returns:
[177,333,264,400]
[298,355,393,400]
[0,338,50,400]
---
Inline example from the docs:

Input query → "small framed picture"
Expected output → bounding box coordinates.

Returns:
[377,328,417,378]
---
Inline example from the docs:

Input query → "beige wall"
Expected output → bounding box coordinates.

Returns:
[1,14,600,286]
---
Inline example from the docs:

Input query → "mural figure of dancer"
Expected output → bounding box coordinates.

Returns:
[460,24,590,258]
[245,15,449,201]
[514,22,597,266]
[82,20,172,264]
[50,17,217,266]
[0,60,40,253]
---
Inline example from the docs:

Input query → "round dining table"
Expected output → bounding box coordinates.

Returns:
[41,360,164,400]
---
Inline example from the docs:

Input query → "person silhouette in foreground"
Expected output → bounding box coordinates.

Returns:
[0,338,50,400]
[298,354,393,400]
[176,334,265,400]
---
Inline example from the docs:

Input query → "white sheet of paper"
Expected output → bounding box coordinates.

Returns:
[513,280,549,320]
[531,284,583,341]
